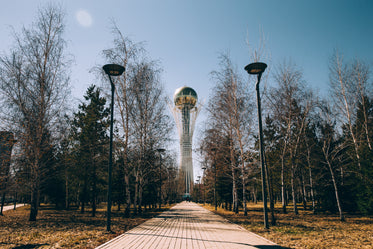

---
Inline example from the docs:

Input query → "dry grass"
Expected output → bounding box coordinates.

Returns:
[204,203,373,249]
[0,204,171,249]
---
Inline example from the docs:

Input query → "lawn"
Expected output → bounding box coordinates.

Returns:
[204,203,373,249]
[0,204,170,249]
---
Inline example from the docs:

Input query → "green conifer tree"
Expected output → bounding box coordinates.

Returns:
[72,85,109,216]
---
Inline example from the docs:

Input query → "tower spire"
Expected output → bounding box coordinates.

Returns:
[172,86,200,198]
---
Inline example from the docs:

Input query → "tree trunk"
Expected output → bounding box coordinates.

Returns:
[327,160,345,221]
[134,171,138,215]
[229,143,238,214]
[65,168,69,210]
[300,172,307,210]
[240,157,246,216]
[91,159,97,217]
[306,146,316,213]
[309,167,316,213]
[291,155,298,215]
[81,169,87,214]
[124,174,131,217]
[242,169,247,216]
[265,160,276,225]
[29,172,40,221]
[281,154,287,214]
[252,184,257,204]
[138,176,143,214]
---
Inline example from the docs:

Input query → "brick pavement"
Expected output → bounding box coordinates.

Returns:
[96,202,283,249]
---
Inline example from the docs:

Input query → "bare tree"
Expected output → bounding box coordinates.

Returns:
[329,52,372,169]
[352,60,372,150]
[317,102,346,221]
[0,4,70,221]
[128,61,172,213]
[268,60,312,214]
[102,25,145,216]
[303,124,317,213]
[209,53,254,214]
[103,34,172,213]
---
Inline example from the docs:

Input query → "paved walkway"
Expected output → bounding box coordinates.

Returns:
[1,204,27,212]
[96,202,283,249]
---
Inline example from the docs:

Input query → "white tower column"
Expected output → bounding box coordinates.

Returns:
[171,87,200,197]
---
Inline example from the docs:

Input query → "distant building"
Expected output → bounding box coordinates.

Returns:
[0,131,15,169]
[0,131,16,212]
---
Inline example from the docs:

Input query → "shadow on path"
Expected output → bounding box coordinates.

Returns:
[12,244,49,249]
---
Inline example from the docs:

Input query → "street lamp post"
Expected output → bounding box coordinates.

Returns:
[197,176,201,203]
[201,166,206,205]
[244,62,269,229]
[166,166,173,204]
[157,148,166,209]
[210,147,217,211]
[103,64,125,232]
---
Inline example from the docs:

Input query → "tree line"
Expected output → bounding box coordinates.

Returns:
[198,52,372,224]
[0,4,179,221]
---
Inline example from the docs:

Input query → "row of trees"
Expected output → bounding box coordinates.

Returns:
[198,53,372,223]
[0,4,180,221]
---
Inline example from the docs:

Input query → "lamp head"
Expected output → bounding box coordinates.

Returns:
[244,62,267,75]
[103,64,125,76]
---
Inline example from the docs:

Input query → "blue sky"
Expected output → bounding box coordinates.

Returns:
[2,0,372,100]
[1,0,373,177]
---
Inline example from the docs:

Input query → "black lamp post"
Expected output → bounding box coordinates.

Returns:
[196,175,201,203]
[202,166,206,205]
[157,148,166,209]
[166,166,173,204]
[103,64,125,232]
[210,147,217,211]
[244,62,269,229]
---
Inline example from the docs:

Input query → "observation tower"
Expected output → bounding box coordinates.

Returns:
[171,86,201,198]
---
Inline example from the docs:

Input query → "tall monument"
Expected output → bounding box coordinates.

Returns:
[171,86,200,198]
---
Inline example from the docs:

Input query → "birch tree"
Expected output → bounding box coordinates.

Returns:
[127,61,172,213]
[329,52,373,214]
[268,60,311,214]
[317,102,346,221]
[102,25,144,216]
[329,52,372,170]
[0,4,70,221]
[208,54,254,214]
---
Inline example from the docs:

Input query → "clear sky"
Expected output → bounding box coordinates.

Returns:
[1,0,373,177]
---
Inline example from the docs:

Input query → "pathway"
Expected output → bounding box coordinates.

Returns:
[1,204,26,212]
[96,201,283,249]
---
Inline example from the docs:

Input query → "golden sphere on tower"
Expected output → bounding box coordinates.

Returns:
[173,86,198,109]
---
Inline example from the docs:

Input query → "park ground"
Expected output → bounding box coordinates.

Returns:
[0,202,372,248]
[206,203,372,249]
